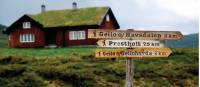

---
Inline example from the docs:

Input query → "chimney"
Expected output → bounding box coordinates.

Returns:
[41,4,46,12]
[72,2,77,9]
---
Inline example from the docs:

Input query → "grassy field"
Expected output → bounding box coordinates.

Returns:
[0,47,198,87]
[0,47,94,59]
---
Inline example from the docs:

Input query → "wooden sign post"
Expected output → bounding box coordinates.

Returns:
[126,57,133,87]
[88,29,182,87]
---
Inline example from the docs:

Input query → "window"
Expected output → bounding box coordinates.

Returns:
[8,35,11,40]
[20,34,35,43]
[78,31,85,39]
[106,14,110,22]
[23,22,31,29]
[69,31,85,40]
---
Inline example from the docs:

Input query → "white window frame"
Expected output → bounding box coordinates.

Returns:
[8,35,11,40]
[23,22,31,29]
[20,34,35,43]
[69,31,76,40]
[69,31,85,40]
[106,14,110,22]
[78,31,85,40]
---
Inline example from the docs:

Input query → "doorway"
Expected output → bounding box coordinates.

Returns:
[45,30,57,46]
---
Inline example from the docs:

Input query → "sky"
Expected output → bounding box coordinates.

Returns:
[0,0,198,35]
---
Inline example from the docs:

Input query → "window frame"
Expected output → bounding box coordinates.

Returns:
[20,34,35,43]
[69,31,85,40]
[106,14,110,22]
[78,31,85,40]
[23,22,31,29]
[8,35,11,40]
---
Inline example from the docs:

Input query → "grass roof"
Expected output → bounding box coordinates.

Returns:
[28,7,109,28]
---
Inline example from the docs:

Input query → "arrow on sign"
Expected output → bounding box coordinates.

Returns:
[88,29,183,40]
[97,39,164,48]
[95,48,172,58]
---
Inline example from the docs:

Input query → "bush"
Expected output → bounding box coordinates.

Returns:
[21,72,46,87]
[0,72,46,87]
[0,56,28,64]
[0,64,26,77]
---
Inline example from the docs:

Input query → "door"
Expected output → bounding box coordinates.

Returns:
[45,30,57,45]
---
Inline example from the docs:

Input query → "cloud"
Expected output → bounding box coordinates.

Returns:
[107,0,198,34]
[0,0,198,34]
[155,0,198,19]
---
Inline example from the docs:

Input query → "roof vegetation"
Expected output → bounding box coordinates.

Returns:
[28,7,109,28]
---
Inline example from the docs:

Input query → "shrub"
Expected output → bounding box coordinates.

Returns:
[22,72,46,87]
[0,64,26,77]
[0,56,28,64]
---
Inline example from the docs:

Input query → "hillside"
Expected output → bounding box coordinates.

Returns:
[0,24,7,48]
[0,24,6,28]
[0,47,198,87]
[166,33,199,48]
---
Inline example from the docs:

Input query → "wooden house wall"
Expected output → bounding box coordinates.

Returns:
[56,31,64,47]
[9,24,45,48]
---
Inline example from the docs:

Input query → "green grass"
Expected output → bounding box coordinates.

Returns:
[0,47,94,59]
[0,35,7,48]
[0,47,198,87]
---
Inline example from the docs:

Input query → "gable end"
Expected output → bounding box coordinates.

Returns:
[4,15,43,34]
[98,8,120,29]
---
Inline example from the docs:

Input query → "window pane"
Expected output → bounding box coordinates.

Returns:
[29,34,33,42]
[32,34,35,42]
[73,32,75,40]
[25,34,28,42]
[69,31,73,40]
[69,31,85,40]
[72,32,75,40]
[23,22,26,29]
[74,31,78,40]
[83,31,85,39]
[106,15,110,22]
[23,34,25,42]
[27,22,31,28]
[79,31,85,39]
[20,35,22,42]
[19,34,35,43]
[8,35,11,40]
[79,31,81,39]
[27,34,29,42]
[29,34,30,42]
[23,23,26,29]
[76,31,79,39]
[23,22,31,29]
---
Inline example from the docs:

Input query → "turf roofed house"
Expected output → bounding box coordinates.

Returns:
[4,4,120,48]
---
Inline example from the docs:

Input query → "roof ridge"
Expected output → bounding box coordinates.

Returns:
[30,6,110,16]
